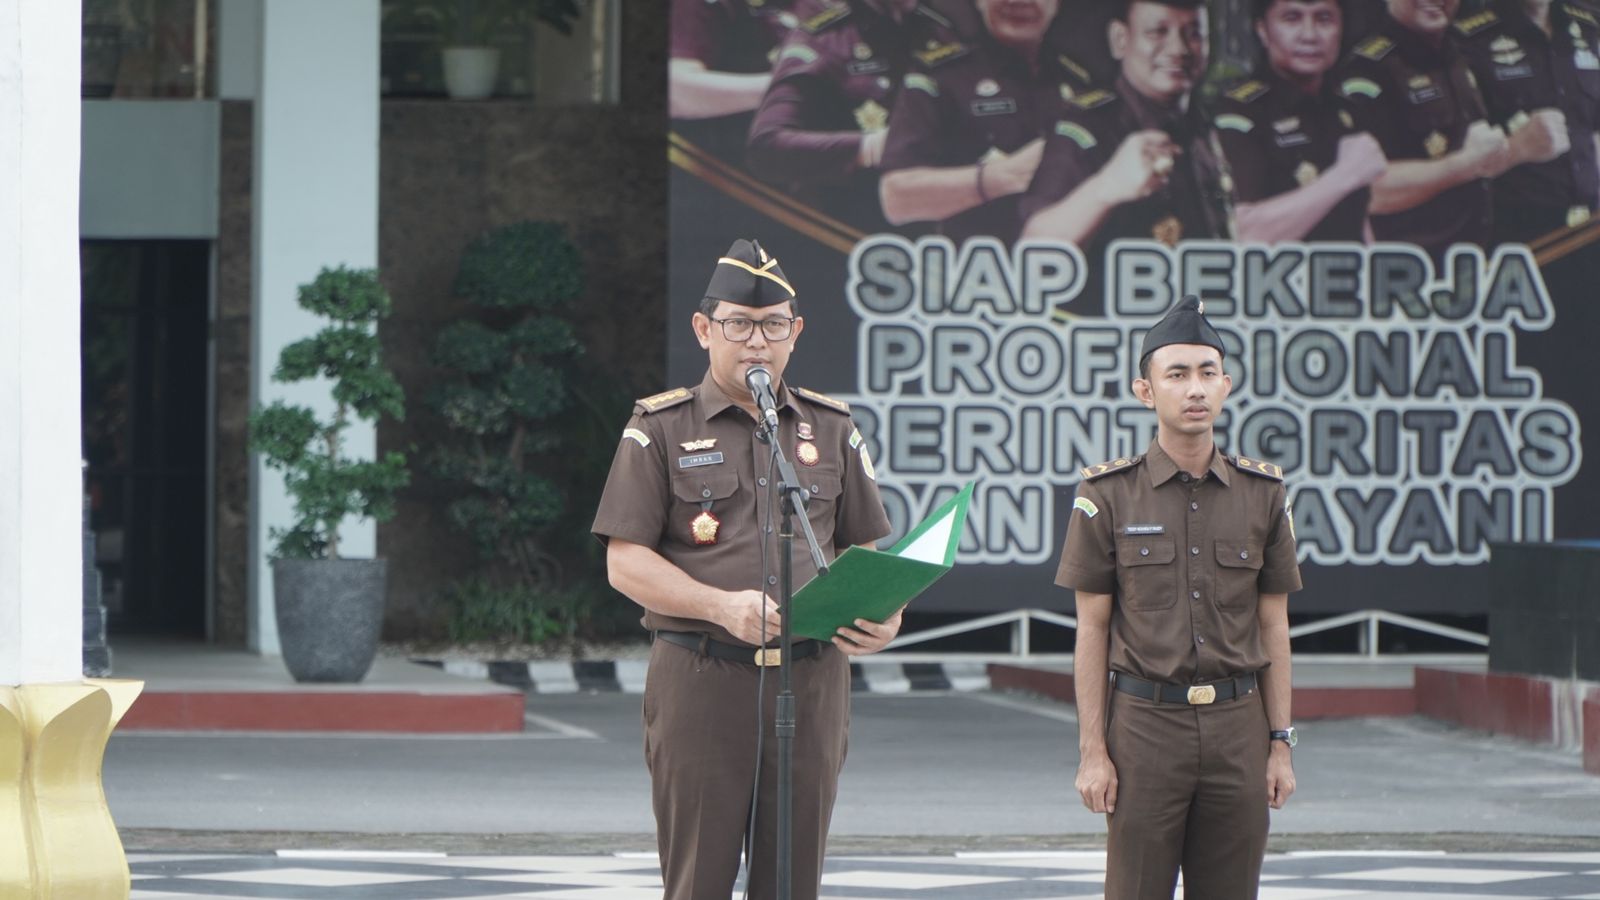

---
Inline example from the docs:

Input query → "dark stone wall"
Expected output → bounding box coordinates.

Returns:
[213,99,254,647]
[375,8,668,637]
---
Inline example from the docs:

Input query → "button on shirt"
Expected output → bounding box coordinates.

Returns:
[1054,441,1302,684]
[592,370,892,647]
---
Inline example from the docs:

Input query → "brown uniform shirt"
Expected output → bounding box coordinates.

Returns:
[592,370,892,647]
[1457,0,1600,241]
[1213,70,1372,242]
[1337,13,1493,257]
[1055,441,1302,684]
[880,30,1092,244]
[1019,76,1233,250]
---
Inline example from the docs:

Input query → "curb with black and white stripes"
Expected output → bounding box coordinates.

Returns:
[413,658,991,694]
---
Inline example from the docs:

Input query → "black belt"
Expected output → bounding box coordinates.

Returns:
[1112,671,1258,706]
[654,630,820,667]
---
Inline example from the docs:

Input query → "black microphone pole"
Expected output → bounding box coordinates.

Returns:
[746,366,827,900]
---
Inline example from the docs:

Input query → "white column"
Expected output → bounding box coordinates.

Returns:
[0,1,85,685]
[249,0,380,654]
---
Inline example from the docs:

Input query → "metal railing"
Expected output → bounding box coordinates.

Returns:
[877,608,1488,664]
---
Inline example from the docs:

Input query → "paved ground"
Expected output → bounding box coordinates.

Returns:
[107,690,1600,840]
[126,850,1600,898]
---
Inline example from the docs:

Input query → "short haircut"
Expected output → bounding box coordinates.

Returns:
[698,295,800,317]
[1252,0,1343,22]
[1115,0,1205,22]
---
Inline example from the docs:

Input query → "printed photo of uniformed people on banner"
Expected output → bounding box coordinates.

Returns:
[666,0,1598,620]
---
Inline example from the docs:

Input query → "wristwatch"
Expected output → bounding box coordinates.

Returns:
[1270,727,1297,748]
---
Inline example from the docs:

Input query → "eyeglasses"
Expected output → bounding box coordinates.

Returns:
[708,316,796,342]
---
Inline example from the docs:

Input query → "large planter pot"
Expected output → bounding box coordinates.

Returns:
[442,46,501,100]
[272,558,387,683]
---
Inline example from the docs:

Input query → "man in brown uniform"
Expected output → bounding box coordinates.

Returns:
[1334,0,1547,262]
[1456,0,1600,243]
[878,0,1089,245]
[671,0,803,160]
[747,0,970,234]
[593,239,896,900]
[1056,295,1301,900]
[1018,0,1229,313]
[1213,0,1388,243]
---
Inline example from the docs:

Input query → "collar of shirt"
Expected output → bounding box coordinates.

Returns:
[1382,10,1458,67]
[1115,74,1195,138]
[1258,65,1333,111]
[1142,438,1233,488]
[694,368,802,422]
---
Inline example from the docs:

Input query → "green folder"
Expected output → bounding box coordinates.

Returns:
[789,483,974,641]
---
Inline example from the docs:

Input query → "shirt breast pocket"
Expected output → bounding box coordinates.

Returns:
[1214,540,1264,608]
[799,471,842,537]
[671,471,741,545]
[1115,538,1177,611]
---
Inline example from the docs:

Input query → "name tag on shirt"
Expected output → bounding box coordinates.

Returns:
[678,452,725,469]
[1494,63,1535,79]
[970,99,1018,117]
[1123,524,1166,535]
[847,59,889,76]
[1408,85,1444,104]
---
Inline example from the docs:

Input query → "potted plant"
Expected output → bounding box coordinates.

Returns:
[388,0,584,100]
[250,267,410,683]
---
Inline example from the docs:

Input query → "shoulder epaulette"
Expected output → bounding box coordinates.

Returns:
[1055,120,1098,149]
[801,3,850,33]
[904,71,940,96]
[1354,34,1395,60]
[1340,76,1383,99]
[1214,112,1255,133]
[635,387,693,413]
[1226,79,1268,103]
[1080,455,1142,481]
[1454,9,1499,34]
[793,386,851,414]
[914,41,969,68]
[1565,3,1599,26]
[1067,88,1116,110]
[1231,455,1285,480]
[1056,53,1092,85]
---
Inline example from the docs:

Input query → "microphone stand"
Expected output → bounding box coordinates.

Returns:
[757,413,828,900]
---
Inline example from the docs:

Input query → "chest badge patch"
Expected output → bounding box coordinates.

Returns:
[854,43,873,60]
[1425,130,1449,159]
[797,421,814,439]
[690,510,721,545]
[680,438,717,452]
[797,440,820,466]
[976,78,1000,97]
[1295,160,1319,186]
[1073,496,1099,518]
[855,99,889,131]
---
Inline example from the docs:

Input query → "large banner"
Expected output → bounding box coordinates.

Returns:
[666,0,1599,614]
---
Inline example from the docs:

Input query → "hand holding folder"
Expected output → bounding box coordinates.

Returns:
[789,483,973,642]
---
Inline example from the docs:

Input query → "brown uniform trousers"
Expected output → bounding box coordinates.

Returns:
[644,637,851,900]
[1104,684,1270,900]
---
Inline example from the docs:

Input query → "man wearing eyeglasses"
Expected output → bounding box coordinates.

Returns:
[592,238,895,900]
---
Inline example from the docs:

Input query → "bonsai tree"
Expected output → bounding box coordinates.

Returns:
[250,267,410,559]
[428,222,589,640]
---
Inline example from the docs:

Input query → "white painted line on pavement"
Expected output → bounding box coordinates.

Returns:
[277,849,447,859]
[524,711,602,740]
[967,691,1080,725]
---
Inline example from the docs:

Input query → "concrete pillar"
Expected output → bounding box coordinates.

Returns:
[250,0,381,654]
[1,0,86,688]
[2,4,145,894]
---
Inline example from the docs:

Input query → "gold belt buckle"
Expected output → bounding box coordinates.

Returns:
[1186,684,1216,705]
[755,648,782,667]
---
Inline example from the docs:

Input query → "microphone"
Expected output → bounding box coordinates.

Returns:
[744,365,782,438]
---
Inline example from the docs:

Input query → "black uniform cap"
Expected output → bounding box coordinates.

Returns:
[704,239,796,309]
[1138,295,1225,368]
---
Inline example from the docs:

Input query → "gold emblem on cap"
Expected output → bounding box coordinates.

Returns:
[1569,206,1592,227]
[690,511,720,545]
[680,438,717,452]
[1152,215,1183,247]
[854,43,872,60]
[1295,160,1319,186]
[797,441,820,466]
[1425,131,1448,159]
[976,78,1000,97]
[854,98,889,132]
